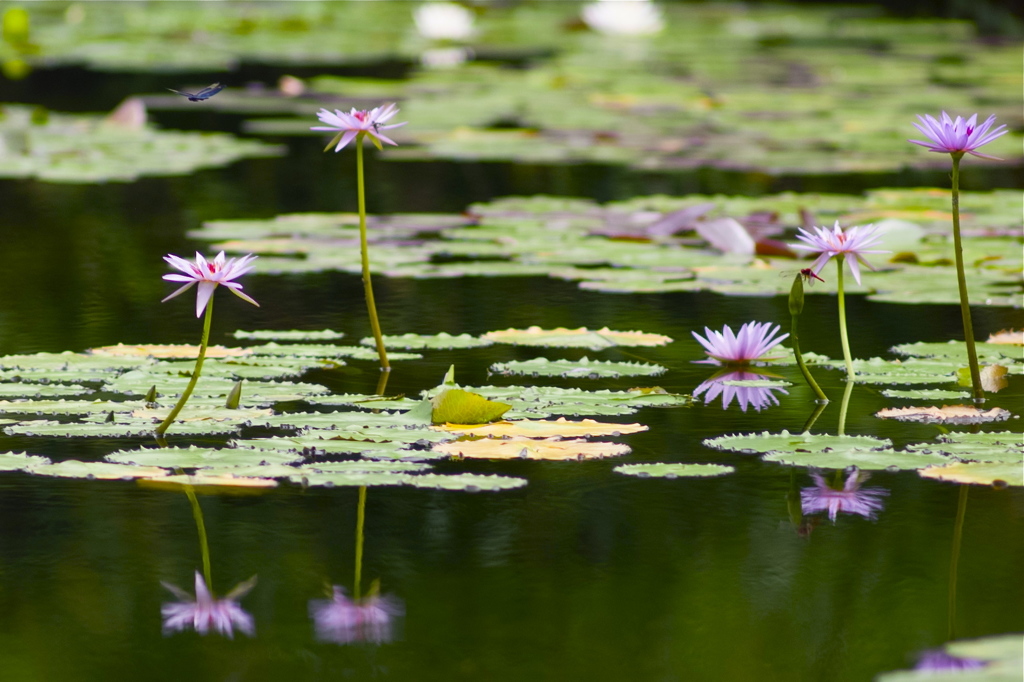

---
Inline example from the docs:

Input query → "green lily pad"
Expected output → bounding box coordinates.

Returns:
[231,436,439,459]
[703,430,893,455]
[763,448,951,471]
[905,432,1023,464]
[0,400,148,416]
[0,451,51,471]
[402,473,528,491]
[233,329,345,342]
[3,419,239,438]
[359,332,494,350]
[880,389,969,400]
[489,356,668,379]
[0,104,282,183]
[304,394,424,411]
[920,461,1024,487]
[105,445,303,468]
[891,340,1022,363]
[30,460,169,480]
[613,463,735,478]
[0,383,94,398]
[248,343,422,362]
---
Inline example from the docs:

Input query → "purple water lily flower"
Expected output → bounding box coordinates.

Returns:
[691,321,789,365]
[162,251,259,317]
[693,370,788,412]
[312,103,407,151]
[909,112,1008,160]
[914,649,987,672]
[793,221,888,285]
[161,572,256,638]
[309,586,404,644]
[800,470,889,523]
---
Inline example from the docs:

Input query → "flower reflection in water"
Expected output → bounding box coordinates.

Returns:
[310,586,404,645]
[162,572,257,638]
[800,469,889,523]
[693,370,788,412]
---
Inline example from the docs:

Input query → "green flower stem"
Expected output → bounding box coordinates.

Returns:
[835,256,855,381]
[800,400,829,433]
[837,378,853,437]
[949,153,984,403]
[948,483,968,639]
[355,136,390,374]
[155,297,214,437]
[184,482,213,590]
[788,272,828,402]
[353,485,367,601]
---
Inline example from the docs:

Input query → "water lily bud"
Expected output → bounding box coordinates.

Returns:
[789,273,805,316]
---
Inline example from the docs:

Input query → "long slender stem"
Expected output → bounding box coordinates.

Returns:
[155,297,214,436]
[949,154,984,403]
[790,314,828,402]
[948,483,969,640]
[184,483,213,590]
[837,379,853,437]
[354,486,367,601]
[356,137,390,373]
[835,256,855,381]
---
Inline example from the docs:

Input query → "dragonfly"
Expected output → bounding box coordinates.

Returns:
[167,83,225,102]
[780,268,826,285]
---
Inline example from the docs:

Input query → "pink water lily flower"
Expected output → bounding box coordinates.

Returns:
[692,321,789,365]
[909,112,1008,160]
[793,221,888,285]
[161,572,256,638]
[312,103,407,151]
[162,251,259,317]
[800,470,888,523]
[309,586,404,644]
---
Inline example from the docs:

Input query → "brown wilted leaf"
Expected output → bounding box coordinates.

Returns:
[876,404,1011,424]
[89,344,252,359]
[980,364,1009,393]
[987,329,1024,345]
[432,436,631,461]
[433,417,647,438]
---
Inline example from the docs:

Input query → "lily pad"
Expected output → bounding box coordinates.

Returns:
[431,388,511,425]
[359,332,493,350]
[0,383,94,398]
[762,448,951,471]
[875,405,1012,424]
[432,436,631,460]
[704,430,893,455]
[402,473,528,491]
[435,417,648,439]
[232,329,345,342]
[30,460,169,480]
[89,344,252,359]
[489,356,668,379]
[482,326,673,349]
[3,419,239,438]
[880,389,969,400]
[0,451,51,472]
[613,463,735,478]
[105,445,303,468]
[919,461,1024,487]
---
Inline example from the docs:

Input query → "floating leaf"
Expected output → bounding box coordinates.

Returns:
[703,430,893,455]
[129,406,273,423]
[0,383,94,398]
[880,389,968,400]
[489,356,668,379]
[232,329,345,342]
[402,473,527,491]
[4,419,239,438]
[89,344,252,359]
[144,473,278,489]
[890,340,1021,363]
[359,332,493,350]
[919,462,1024,487]
[435,417,647,439]
[30,460,169,480]
[430,388,511,425]
[613,463,735,478]
[875,405,1012,424]
[105,445,303,468]
[432,437,630,460]
[762,448,951,471]
[231,436,438,459]
[0,451,51,472]
[482,326,672,349]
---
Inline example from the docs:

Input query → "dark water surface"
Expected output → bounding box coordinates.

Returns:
[0,68,1021,682]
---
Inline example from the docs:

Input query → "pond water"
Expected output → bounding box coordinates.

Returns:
[1,17,1023,682]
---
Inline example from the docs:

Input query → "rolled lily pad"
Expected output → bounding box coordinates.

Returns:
[876,405,1012,424]
[233,329,345,342]
[105,445,303,468]
[431,388,511,425]
[0,451,51,472]
[432,437,631,461]
[30,460,169,480]
[613,463,735,478]
[919,461,1024,487]
[435,417,648,439]
[482,326,673,349]
[359,332,494,350]
[489,356,668,379]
